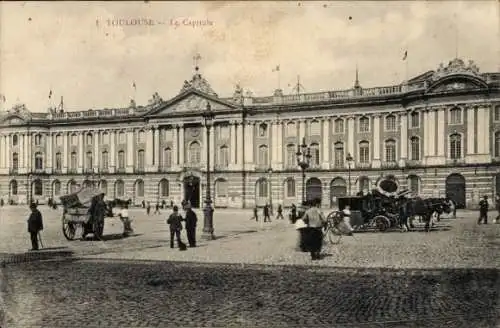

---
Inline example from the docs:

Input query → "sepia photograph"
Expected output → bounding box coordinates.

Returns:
[0,1,499,327]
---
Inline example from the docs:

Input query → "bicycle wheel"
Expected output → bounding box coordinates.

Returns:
[327,227,342,244]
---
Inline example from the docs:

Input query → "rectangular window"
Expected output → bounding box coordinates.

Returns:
[411,112,419,128]
[334,119,344,134]
[118,152,125,169]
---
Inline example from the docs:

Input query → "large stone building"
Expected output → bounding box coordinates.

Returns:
[0,58,499,209]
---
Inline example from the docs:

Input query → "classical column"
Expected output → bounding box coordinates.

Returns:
[63,132,69,173]
[178,124,185,166]
[271,121,279,168]
[244,122,254,165]
[230,122,237,166]
[172,126,178,168]
[126,129,134,173]
[437,108,446,157]
[299,120,307,140]
[0,135,4,169]
[480,105,490,154]
[202,124,207,166]
[47,133,53,172]
[18,134,24,172]
[347,117,355,166]
[78,132,84,173]
[146,127,154,171]
[6,135,11,171]
[109,130,116,173]
[372,115,381,168]
[210,124,215,171]
[237,122,244,167]
[154,126,160,170]
[93,131,99,170]
[428,109,436,157]
[321,118,330,169]
[422,110,430,159]
[26,133,32,172]
[466,106,475,155]
[399,113,407,167]
[277,121,283,167]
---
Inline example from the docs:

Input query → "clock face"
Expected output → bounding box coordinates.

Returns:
[190,128,200,137]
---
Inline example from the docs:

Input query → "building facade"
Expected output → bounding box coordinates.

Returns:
[0,58,499,209]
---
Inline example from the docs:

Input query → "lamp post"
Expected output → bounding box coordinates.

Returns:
[346,153,354,195]
[267,167,273,215]
[202,102,215,240]
[296,137,312,204]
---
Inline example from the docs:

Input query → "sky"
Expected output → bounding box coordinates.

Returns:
[0,1,498,113]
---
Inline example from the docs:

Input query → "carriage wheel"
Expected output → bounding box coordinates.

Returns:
[374,215,389,232]
[62,220,77,241]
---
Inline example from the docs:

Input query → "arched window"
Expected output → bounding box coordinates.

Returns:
[359,116,370,132]
[68,180,78,193]
[284,178,295,198]
[258,145,268,165]
[218,145,229,167]
[82,180,92,188]
[384,139,396,162]
[385,115,396,131]
[55,152,62,171]
[70,152,77,170]
[410,112,419,128]
[137,150,145,170]
[449,107,462,124]
[450,133,462,159]
[12,152,19,170]
[135,180,144,197]
[286,122,296,137]
[117,150,125,169]
[410,137,420,160]
[34,134,43,146]
[163,148,172,168]
[215,179,228,198]
[286,144,296,167]
[334,118,344,134]
[86,133,93,145]
[85,151,93,169]
[310,143,320,166]
[258,123,268,137]
[358,176,370,192]
[35,152,44,170]
[188,141,201,164]
[53,180,61,196]
[495,132,500,157]
[101,151,109,170]
[10,180,18,195]
[100,180,108,194]
[359,141,370,163]
[159,179,169,197]
[309,120,320,135]
[12,135,18,146]
[334,142,344,168]
[137,130,145,143]
[115,180,125,197]
[256,178,268,198]
[33,179,43,196]
[408,175,420,194]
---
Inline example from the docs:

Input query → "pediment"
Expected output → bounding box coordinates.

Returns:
[147,90,237,116]
[426,75,488,94]
[0,114,26,125]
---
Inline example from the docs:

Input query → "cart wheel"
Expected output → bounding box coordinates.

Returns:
[62,220,76,241]
[93,218,105,240]
[374,215,389,232]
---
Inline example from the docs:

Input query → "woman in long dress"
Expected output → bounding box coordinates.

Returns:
[302,198,327,260]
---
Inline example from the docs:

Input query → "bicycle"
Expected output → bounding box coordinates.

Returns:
[323,211,346,244]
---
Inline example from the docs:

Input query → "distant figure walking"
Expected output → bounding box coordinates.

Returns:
[290,204,297,223]
[184,205,198,247]
[478,195,489,224]
[146,201,151,215]
[27,203,44,251]
[251,207,258,221]
[276,204,284,220]
[263,204,271,222]
[154,203,161,215]
[167,206,187,250]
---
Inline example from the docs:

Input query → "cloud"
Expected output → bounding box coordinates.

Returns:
[0,1,498,112]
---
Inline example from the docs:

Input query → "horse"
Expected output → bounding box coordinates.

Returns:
[404,197,451,232]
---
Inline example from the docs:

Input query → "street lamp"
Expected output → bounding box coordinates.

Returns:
[267,167,273,215]
[346,153,354,195]
[296,137,312,204]
[202,102,215,240]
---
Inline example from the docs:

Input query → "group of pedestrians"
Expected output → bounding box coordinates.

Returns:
[251,204,285,222]
[166,204,198,250]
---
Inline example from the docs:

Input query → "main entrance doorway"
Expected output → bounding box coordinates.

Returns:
[445,173,466,209]
[306,177,322,203]
[183,175,201,208]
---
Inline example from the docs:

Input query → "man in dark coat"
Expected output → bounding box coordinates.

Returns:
[276,204,284,220]
[27,203,44,251]
[167,206,186,250]
[184,205,198,247]
[478,195,489,224]
[263,204,271,222]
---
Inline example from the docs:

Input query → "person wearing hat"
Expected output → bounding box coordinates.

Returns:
[167,205,187,250]
[27,202,44,251]
[478,195,489,224]
[183,203,198,247]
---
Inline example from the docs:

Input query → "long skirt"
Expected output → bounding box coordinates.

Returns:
[303,227,323,253]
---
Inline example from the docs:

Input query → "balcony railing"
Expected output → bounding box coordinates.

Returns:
[158,166,172,172]
[381,161,398,169]
[68,168,77,174]
[116,167,126,173]
[9,168,19,174]
[255,164,271,172]
[406,160,422,167]
[134,168,145,174]
[100,167,109,174]
[214,164,229,171]
[356,162,371,169]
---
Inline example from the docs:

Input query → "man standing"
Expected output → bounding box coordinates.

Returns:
[276,204,284,220]
[27,203,44,251]
[478,195,489,224]
[263,204,271,222]
[146,201,151,216]
[184,205,198,247]
[167,206,186,250]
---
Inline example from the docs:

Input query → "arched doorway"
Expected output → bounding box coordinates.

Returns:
[446,173,466,209]
[183,175,201,208]
[330,177,346,207]
[306,177,322,203]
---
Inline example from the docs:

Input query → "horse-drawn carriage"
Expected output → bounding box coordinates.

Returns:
[60,187,107,240]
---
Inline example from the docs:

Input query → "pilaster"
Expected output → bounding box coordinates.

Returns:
[6,135,11,173]
[62,132,69,174]
[18,134,25,174]
[146,127,154,172]
[236,122,244,170]
[154,126,160,171]
[321,118,330,169]
[78,132,84,174]
[46,133,53,174]
[372,115,381,168]
[209,124,215,171]
[347,116,355,169]
[437,108,446,157]
[244,122,254,168]
[398,113,407,167]
[126,129,134,173]
[93,131,99,171]
[172,126,178,169]
[109,130,116,173]
[178,124,185,166]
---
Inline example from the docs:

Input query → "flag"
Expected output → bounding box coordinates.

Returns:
[48,89,52,99]
[272,65,280,72]
[132,81,136,90]
[402,50,408,61]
